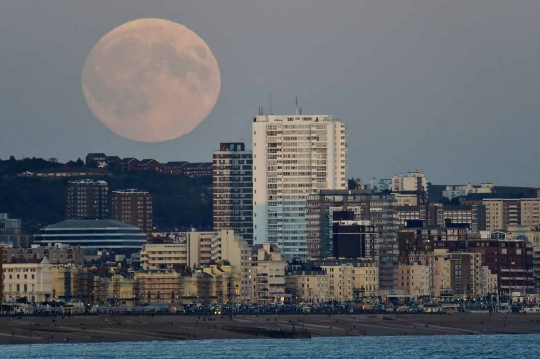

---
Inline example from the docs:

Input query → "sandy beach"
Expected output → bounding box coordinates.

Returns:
[0,313,540,344]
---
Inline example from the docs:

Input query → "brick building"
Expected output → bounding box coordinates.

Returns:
[110,189,153,235]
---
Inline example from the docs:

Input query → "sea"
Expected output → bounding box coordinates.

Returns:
[1,335,537,359]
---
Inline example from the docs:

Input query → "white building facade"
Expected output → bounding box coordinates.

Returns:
[252,114,347,259]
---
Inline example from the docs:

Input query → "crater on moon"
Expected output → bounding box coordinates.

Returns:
[81,18,221,142]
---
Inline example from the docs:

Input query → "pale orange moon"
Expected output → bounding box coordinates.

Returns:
[81,18,221,142]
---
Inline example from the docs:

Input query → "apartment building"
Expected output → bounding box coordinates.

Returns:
[305,190,397,290]
[394,262,431,298]
[141,229,252,300]
[252,113,347,259]
[65,179,109,220]
[311,258,379,301]
[2,244,84,265]
[391,171,428,204]
[213,142,253,245]
[443,183,494,201]
[285,269,329,303]
[110,189,153,235]
[251,243,287,303]
[484,198,540,231]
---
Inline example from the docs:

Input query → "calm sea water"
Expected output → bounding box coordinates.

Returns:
[1,335,537,359]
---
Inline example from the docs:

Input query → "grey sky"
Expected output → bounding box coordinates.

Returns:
[1,0,539,185]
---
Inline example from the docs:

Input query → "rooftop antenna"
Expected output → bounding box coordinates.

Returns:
[299,106,303,115]
[269,94,273,115]
[295,97,299,115]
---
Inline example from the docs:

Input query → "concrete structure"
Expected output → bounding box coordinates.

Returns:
[394,193,418,207]
[310,258,379,301]
[252,113,347,259]
[65,179,109,220]
[484,198,540,231]
[443,183,494,201]
[2,258,53,303]
[141,229,252,300]
[332,215,378,259]
[2,244,84,265]
[251,243,287,303]
[34,219,146,252]
[396,204,484,231]
[305,190,397,290]
[391,171,428,204]
[366,178,392,193]
[213,142,253,245]
[110,189,153,235]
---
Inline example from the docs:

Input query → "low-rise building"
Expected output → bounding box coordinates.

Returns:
[161,161,188,175]
[2,258,53,303]
[86,153,107,167]
[137,159,161,171]
[2,244,84,265]
[141,229,252,301]
[443,183,494,201]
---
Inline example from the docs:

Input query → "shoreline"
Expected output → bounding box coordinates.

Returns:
[1,313,540,345]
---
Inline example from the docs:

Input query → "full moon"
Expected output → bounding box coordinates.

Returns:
[81,18,221,142]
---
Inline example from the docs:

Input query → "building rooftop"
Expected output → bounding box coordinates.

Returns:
[162,161,188,167]
[42,219,139,231]
[68,179,108,185]
[112,189,150,194]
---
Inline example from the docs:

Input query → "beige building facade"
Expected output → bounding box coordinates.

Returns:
[2,258,53,303]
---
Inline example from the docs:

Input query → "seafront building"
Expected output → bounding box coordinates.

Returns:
[142,229,252,301]
[305,190,398,290]
[252,113,348,259]
[310,258,379,301]
[2,258,53,303]
[251,243,287,304]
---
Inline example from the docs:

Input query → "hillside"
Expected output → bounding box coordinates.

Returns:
[0,158,212,232]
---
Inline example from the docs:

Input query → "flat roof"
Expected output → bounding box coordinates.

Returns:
[42,219,139,231]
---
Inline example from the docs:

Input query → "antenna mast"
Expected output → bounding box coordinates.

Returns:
[295,97,299,115]
[269,94,272,115]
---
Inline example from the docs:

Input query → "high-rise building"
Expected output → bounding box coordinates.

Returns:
[213,142,253,245]
[252,114,347,259]
[110,189,153,235]
[305,189,398,289]
[65,179,109,220]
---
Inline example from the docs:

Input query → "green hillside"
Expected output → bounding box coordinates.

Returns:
[0,158,212,232]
